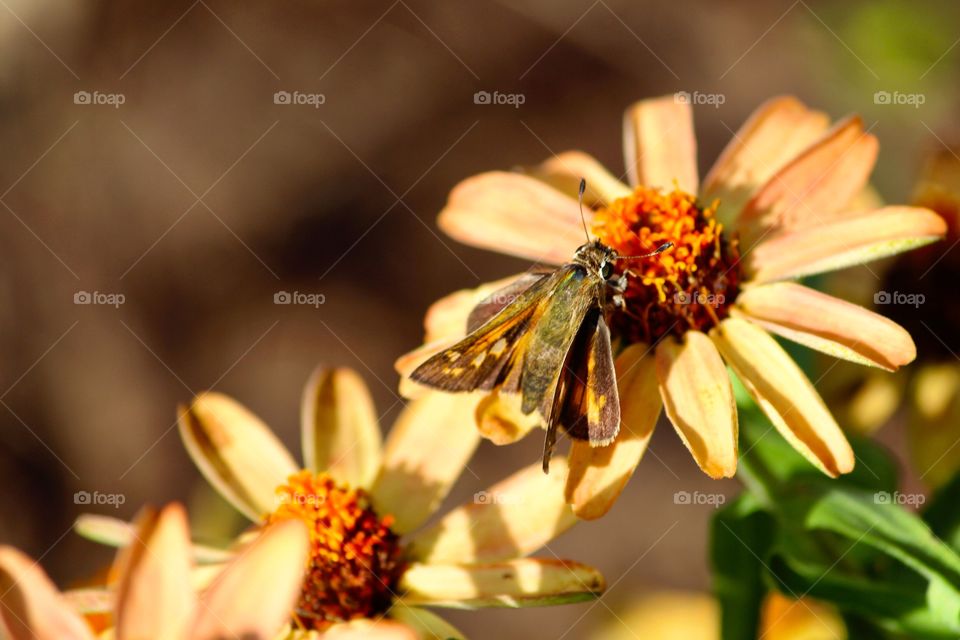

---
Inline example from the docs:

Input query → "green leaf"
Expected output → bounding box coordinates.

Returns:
[924,469,960,553]
[711,493,774,640]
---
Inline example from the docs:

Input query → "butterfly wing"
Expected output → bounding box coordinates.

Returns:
[466,272,551,333]
[410,269,564,392]
[559,311,621,446]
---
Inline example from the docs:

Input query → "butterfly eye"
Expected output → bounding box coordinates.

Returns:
[601,261,613,279]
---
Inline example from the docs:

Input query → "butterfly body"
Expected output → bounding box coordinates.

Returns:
[410,240,626,471]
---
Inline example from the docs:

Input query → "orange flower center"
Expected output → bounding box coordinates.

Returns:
[265,471,404,631]
[592,186,741,344]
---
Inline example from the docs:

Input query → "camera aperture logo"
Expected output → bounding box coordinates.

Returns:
[473,90,525,109]
[74,490,126,509]
[74,90,125,108]
[74,290,125,308]
[674,490,726,507]
[273,90,326,108]
[874,290,924,308]
[274,290,326,308]
[674,91,725,108]
[873,91,925,108]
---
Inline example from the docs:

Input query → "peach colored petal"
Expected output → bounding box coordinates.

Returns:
[711,318,854,477]
[73,514,232,564]
[746,206,947,283]
[655,332,738,479]
[422,274,526,343]
[320,619,419,639]
[734,282,916,371]
[701,96,830,223]
[623,95,698,192]
[370,391,481,534]
[388,605,465,640]
[525,150,631,207]
[62,589,113,615]
[565,343,662,519]
[399,558,603,608]
[475,390,540,445]
[190,519,309,639]
[737,116,878,244]
[114,504,195,640]
[0,547,94,640]
[301,367,382,490]
[408,458,577,564]
[438,172,589,264]
[178,392,299,521]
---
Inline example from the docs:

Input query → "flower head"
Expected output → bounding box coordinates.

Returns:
[77,367,604,637]
[400,95,947,519]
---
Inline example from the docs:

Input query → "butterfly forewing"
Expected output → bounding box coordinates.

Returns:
[466,272,550,333]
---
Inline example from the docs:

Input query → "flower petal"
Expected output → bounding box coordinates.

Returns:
[525,151,631,207]
[74,514,234,564]
[178,392,299,521]
[623,95,698,192]
[475,390,540,445]
[711,318,854,476]
[189,519,309,639]
[655,331,738,478]
[736,115,878,243]
[399,558,603,608]
[702,96,830,223]
[438,172,589,264]
[301,367,382,490]
[319,620,419,639]
[114,504,196,640]
[62,589,113,615]
[565,343,662,519]
[0,547,94,640]
[408,458,577,564]
[746,206,947,283]
[370,392,481,534]
[388,606,466,640]
[735,282,916,371]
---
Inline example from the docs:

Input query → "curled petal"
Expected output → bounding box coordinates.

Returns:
[623,95,698,192]
[399,558,604,608]
[178,392,298,521]
[702,96,829,223]
[711,318,854,476]
[0,547,93,640]
[371,391,481,534]
[475,390,540,445]
[408,458,577,564]
[746,206,947,283]
[438,172,589,264]
[735,282,916,371]
[525,150,631,207]
[301,367,382,489]
[655,332,738,478]
[565,343,662,519]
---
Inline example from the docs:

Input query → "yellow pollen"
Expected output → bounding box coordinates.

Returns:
[265,471,404,631]
[592,186,741,343]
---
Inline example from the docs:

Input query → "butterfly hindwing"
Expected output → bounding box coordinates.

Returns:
[560,311,620,446]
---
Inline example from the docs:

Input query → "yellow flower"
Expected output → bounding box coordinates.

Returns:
[826,145,960,487]
[399,95,946,519]
[78,367,603,639]
[0,503,309,640]
[591,590,844,640]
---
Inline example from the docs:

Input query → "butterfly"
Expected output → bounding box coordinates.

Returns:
[410,180,671,472]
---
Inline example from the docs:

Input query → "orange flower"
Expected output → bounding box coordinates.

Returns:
[399,95,946,519]
[0,503,309,640]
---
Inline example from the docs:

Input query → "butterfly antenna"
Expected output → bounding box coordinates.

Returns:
[577,178,591,243]
[616,241,674,260]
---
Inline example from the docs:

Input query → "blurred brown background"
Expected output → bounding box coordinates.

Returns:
[0,1,957,637]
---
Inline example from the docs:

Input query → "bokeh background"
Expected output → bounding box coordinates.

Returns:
[1,1,958,637]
